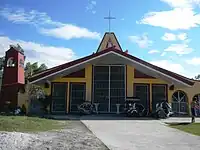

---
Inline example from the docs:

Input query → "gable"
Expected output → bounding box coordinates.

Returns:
[134,69,155,79]
[97,32,122,52]
[29,47,194,87]
[62,68,85,78]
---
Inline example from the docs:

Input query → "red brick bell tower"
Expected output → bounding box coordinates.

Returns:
[0,44,25,111]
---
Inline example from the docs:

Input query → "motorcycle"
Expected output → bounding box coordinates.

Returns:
[124,98,147,117]
[153,101,173,119]
[78,101,96,115]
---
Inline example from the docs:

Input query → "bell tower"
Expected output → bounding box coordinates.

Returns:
[0,44,25,110]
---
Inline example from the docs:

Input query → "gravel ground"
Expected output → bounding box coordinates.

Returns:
[0,121,108,150]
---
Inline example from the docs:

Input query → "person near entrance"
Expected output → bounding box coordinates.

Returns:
[191,98,197,123]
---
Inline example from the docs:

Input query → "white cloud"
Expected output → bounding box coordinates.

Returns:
[164,43,193,55]
[0,8,61,26]
[0,36,76,68]
[161,52,167,56]
[162,33,188,41]
[162,33,177,41]
[148,49,160,54]
[0,7,100,40]
[186,57,200,65]
[129,33,153,48]
[150,59,199,78]
[139,8,200,30]
[91,1,96,5]
[86,0,97,14]
[161,0,200,8]
[150,60,185,74]
[177,33,187,40]
[40,24,101,40]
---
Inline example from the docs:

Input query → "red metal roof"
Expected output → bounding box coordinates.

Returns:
[28,47,194,86]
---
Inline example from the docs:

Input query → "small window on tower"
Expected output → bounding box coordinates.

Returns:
[6,57,16,67]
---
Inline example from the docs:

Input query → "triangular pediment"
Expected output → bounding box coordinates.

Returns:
[97,32,122,52]
[134,69,155,79]
[62,68,85,78]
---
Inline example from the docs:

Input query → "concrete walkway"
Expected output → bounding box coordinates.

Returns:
[82,118,200,150]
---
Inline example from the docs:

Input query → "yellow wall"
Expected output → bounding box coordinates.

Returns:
[43,64,92,113]
[33,64,200,114]
[18,91,29,112]
[169,81,200,104]
[126,65,168,111]
[17,84,31,114]
[126,65,200,113]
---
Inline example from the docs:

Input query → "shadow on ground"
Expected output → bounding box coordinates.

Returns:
[165,122,191,126]
[43,114,162,121]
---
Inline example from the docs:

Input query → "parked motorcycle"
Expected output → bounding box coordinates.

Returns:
[152,101,173,119]
[124,98,147,117]
[78,102,96,115]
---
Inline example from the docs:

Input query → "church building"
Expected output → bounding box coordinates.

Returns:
[1,32,200,116]
[27,32,200,115]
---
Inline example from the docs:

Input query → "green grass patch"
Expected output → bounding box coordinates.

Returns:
[169,123,200,136]
[0,115,69,132]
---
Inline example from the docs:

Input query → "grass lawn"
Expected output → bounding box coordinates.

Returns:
[169,123,200,136]
[0,115,68,132]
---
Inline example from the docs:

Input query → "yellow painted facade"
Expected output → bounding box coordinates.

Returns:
[126,65,168,112]
[37,64,200,114]
[40,65,92,113]
[18,63,200,114]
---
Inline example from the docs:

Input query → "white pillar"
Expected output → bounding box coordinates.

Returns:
[116,104,121,114]
[94,103,99,114]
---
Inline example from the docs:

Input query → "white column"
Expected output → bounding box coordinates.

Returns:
[116,104,121,114]
[94,103,99,114]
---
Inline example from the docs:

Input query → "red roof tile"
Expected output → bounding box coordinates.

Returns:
[28,47,194,86]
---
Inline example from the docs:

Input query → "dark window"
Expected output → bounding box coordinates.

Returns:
[134,84,149,112]
[171,90,188,114]
[52,83,67,112]
[70,83,86,112]
[93,66,125,113]
[152,84,167,111]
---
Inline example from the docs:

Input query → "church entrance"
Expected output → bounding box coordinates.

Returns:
[93,65,126,113]
[133,84,150,113]
[51,83,67,113]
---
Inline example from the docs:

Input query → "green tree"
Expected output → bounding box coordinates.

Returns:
[25,62,48,78]
[194,74,200,80]
[0,59,48,89]
[0,56,5,78]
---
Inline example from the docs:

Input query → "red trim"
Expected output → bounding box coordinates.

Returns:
[29,47,194,86]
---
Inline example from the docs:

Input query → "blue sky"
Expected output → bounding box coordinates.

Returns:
[0,0,200,78]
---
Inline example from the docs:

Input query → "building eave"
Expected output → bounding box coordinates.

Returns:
[28,47,194,87]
